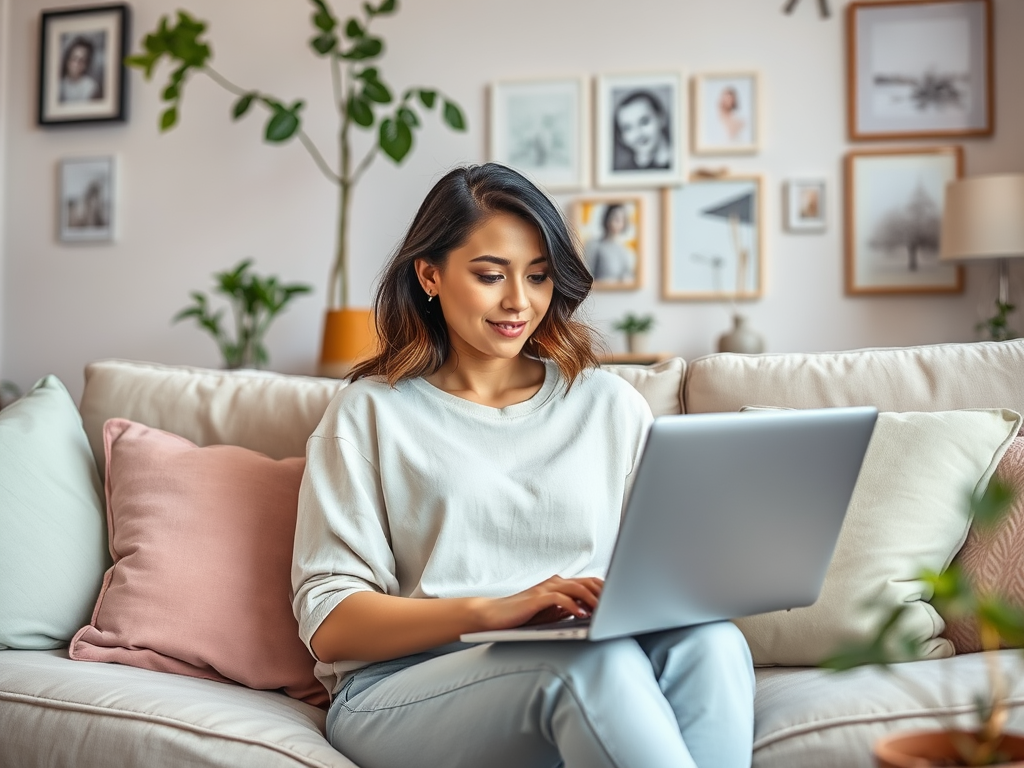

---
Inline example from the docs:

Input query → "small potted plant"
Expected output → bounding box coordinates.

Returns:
[174,260,312,370]
[613,312,655,354]
[823,479,1024,767]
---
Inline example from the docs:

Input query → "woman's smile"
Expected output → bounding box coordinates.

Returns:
[488,320,527,338]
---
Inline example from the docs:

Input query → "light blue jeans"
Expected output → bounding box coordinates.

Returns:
[326,621,755,768]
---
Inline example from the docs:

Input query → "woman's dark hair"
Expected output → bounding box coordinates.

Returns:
[601,204,625,237]
[349,163,598,386]
[61,37,94,78]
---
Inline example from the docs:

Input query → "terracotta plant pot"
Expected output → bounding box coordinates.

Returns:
[318,308,377,379]
[875,730,1024,767]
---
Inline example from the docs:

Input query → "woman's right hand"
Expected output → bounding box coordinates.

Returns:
[470,576,603,632]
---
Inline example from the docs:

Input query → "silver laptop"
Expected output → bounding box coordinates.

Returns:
[461,406,877,643]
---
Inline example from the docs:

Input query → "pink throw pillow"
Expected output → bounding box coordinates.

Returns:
[70,419,328,708]
[942,436,1024,654]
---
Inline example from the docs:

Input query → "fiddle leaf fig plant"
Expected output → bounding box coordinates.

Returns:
[174,260,312,370]
[127,0,467,310]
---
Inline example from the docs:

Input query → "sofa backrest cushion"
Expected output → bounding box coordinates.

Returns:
[685,340,1024,415]
[79,358,686,472]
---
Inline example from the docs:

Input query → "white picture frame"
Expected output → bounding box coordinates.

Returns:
[785,179,827,232]
[595,72,684,189]
[571,195,644,291]
[59,156,115,243]
[692,71,761,155]
[488,77,589,192]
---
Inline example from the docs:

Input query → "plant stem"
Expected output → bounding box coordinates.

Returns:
[331,63,354,310]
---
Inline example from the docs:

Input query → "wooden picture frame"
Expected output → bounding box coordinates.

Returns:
[38,3,130,126]
[784,179,827,233]
[691,71,761,155]
[844,146,964,295]
[488,77,589,192]
[59,156,115,243]
[847,0,993,140]
[595,72,685,189]
[662,175,764,301]
[572,195,644,291]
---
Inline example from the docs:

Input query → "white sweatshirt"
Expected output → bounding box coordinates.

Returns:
[291,361,653,695]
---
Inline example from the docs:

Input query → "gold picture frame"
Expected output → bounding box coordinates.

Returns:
[572,195,644,291]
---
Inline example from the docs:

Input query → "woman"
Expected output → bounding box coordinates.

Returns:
[59,37,100,103]
[584,203,636,283]
[612,90,673,171]
[292,163,754,768]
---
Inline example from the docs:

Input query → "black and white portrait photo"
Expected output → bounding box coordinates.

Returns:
[596,73,683,189]
[59,157,115,243]
[489,78,588,191]
[39,5,130,125]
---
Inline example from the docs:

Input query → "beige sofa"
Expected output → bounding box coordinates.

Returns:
[3,339,1024,768]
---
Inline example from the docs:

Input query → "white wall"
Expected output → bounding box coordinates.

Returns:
[0,0,9,377]
[2,0,1023,400]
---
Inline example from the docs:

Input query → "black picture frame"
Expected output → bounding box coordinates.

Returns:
[38,3,130,126]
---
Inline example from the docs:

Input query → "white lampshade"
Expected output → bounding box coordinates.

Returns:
[940,173,1024,262]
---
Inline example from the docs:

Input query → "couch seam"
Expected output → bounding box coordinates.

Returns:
[752,696,1024,752]
[0,690,338,768]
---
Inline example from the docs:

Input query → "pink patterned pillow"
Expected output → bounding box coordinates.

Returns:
[943,436,1024,654]
[70,419,328,708]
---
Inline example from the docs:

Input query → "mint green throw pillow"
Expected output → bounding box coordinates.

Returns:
[0,375,108,649]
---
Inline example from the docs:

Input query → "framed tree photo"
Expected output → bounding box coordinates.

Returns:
[662,175,764,301]
[489,77,589,192]
[38,3,130,126]
[572,196,644,291]
[847,0,992,140]
[845,146,963,295]
[595,72,684,189]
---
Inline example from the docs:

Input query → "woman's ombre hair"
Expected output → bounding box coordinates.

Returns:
[349,163,598,386]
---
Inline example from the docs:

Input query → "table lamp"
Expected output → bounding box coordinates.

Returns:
[940,173,1024,340]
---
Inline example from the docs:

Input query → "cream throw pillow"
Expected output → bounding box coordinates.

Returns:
[733,408,1021,666]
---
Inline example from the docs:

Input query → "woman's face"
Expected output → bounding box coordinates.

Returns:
[65,45,89,80]
[718,87,738,113]
[616,99,663,155]
[417,212,553,364]
[604,207,627,237]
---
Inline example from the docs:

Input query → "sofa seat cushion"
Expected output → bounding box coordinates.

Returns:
[0,649,356,768]
[753,651,1024,768]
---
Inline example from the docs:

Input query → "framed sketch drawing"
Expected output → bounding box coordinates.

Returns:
[38,4,130,126]
[662,176,764,301]
[595,72,684,189]
[845,147,963,295]
[572,196,643,291]
[489,77,588,192]
[692,72,761,155]
[59,156,115,242]
[848,0,992,140]
[785,179,827,232]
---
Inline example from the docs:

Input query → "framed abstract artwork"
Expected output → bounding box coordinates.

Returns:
[847,0,992,140]
[845,146,964,295]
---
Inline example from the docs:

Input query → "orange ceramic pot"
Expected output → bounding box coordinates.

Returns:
[318,308,377,379]
[875,730,1024,767]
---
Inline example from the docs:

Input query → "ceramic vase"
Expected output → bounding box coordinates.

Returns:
[874,730,1024,767]
[318,308,377,378]
[626,332,649,354]
[717,314,765,354]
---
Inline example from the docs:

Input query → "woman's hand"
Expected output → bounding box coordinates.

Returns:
[470,576,603,632]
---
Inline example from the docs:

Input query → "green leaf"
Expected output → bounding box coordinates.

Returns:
[972,477,1017,531]
[347,94,374,127]
[362,79,392,104]
[124,53,158,79]
[232,93,255,119]
[160,105,178,131]
[311,33,337,55]
[417,89,436,109]
[397,106,419,127]
[355,66,379,82]
[363,2,376,16]
[376,0,397,14]
[340,36,383,60]
[379,117,413,162]
[265,102,304,143]
[442,100,466,131]
[162,82,179,101]
[309,0,337,32]
[345,18,365,38]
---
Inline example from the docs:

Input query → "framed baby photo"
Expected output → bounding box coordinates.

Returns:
[572,196,644,291]
[847,0,992,140]
[691,72,761,155]
[845,146,963,295]
[784,179,827,232]
[662,175,764,301]
[38,3,130,126]
[595,72,685,189]
[489,77,589,192]
[58,156,116,243]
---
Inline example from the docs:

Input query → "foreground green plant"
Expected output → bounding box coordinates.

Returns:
[823,479,1023,766]
[174,260,312,369]
[127,0,467,310]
